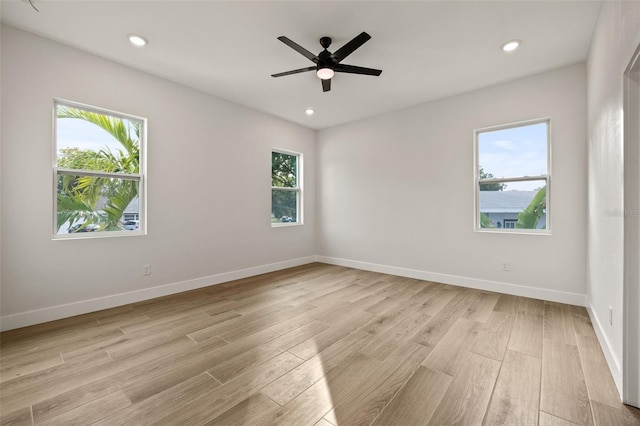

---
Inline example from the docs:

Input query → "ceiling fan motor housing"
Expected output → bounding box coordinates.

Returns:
[319,36,332,49]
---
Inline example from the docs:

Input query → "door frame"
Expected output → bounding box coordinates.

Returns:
[623,43,640,408]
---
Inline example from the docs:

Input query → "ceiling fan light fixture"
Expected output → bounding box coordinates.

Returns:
[128,34,148,47]
[316,67,334,80]
[501,39,520,52]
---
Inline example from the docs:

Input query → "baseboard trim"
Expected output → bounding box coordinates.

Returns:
[316,255,587,306]
[0,256,316,332]
[586,300,623,396]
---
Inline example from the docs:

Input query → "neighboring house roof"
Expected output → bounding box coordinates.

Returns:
[125,197,139,214]
[479,191,540,213]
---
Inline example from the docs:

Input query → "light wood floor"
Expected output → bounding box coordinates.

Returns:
[1,263,639,425]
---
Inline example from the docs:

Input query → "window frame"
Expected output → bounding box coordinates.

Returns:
[473,118,551,234]
[271,148,303,227]
[52,99,147,239]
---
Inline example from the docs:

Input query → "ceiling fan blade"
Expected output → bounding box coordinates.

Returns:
[332,32,371,63]
[271,67,316,78]
[334,64,382,76]
[277,36,318,63]
[322,78,331,92]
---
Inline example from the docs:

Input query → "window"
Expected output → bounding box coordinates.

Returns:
[271,150,302,225]
[475,119,550,232]
[54,100,146,238]
[503,219,517,229]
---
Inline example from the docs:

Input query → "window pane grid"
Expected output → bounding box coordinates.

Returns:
[56,167,141,181]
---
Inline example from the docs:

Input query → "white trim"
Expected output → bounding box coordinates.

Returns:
[587,299,623,396]
[0,256,316,332]
[316,255,586,306]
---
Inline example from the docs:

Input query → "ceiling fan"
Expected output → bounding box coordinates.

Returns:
[271,32,382,92]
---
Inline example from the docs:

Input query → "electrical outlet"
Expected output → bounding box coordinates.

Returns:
[609,306,613,325]
[143,264,151,276]
[501,261,511,271]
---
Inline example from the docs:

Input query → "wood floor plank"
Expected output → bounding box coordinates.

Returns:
[541,339,593,425]
[1,326,124,365]
[463,292,500,323]
[576,334,623,408]
[539,411,581,425]
[150,351,304,425]
[106,333,195,361]
[371,366,452,426]
[544,302,578,345]
[122,332,259,403]
[0,406,32,426]
[262,330,373,405]
[94,309,149,326]
[508,311,544,358]
[93,373,219,425]
[0,353,64,383]
[0,315,100,355]
[571,306,598,339]
[208,321,328,383]
[288,310,375,360]
[590,400,640,426]
[304,283,366,306]
[493,294,520,314]
[518,297,545,315]
[421,317,480,376]
[359,311,432,361]
[347,280,395,303]
[326,342,432,426]
[428,352,501,425]
[204,393,280,426]
[483,349,541,425]
[218,304,318,342]
[349,293,389,312]
[0,351,114,412]
[266,300,351,336]
[38,390,131,426]
[472,311,514,361]
[411,289,479,348]
[256,353,382,426]
[413,287,458,316]
[364,296,402,316]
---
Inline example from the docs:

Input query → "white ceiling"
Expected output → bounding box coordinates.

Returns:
[1,0,601,130]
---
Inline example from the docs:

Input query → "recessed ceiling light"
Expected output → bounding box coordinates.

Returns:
[305,109,315,116]
[501,40,521,52]
[128,34,148,47]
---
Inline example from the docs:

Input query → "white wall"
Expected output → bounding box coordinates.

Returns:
[587,0,640,398]
[317,63,587,305]
[0,25,316,330]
